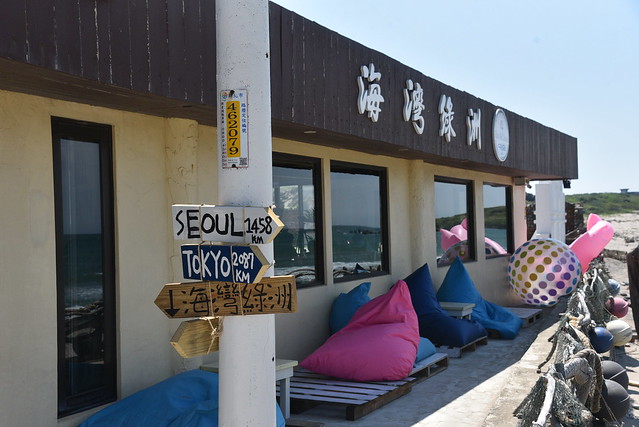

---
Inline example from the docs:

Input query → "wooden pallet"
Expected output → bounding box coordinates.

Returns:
[411,352,448,381]
[435,335,488,358]
[281,353,448,420]
[507,307,543,328]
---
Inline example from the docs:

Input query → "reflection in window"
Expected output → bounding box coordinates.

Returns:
[53,118,116,416]
[435,178,475,266]
[331,163,388,280]
[272,155,323,286]
[483,183,512,258]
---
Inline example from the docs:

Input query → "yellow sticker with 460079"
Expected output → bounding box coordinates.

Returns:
[225,100,240,158]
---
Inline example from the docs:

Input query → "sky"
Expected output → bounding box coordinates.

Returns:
[272,0,639,195]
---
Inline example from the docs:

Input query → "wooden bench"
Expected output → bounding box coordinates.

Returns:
[282,353,448,420]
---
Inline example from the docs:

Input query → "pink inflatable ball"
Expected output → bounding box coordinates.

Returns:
[569,217,614,270]
[605,297,629,318]
[508,239,582,306]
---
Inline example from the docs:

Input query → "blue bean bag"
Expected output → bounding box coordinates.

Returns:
[329,282,371,334]
[436,258,523,339]
[415,337,437,366]
[79,369,285,427]
[404,263,487,347]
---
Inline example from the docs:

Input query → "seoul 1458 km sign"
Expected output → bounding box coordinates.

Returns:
[172,204,284,244]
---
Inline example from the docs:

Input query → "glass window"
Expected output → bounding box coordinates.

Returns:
[435,178,475,266]
[272,154,323,287]
[331,162,388,280]
[53,118,116,416]
[483,183,513,258]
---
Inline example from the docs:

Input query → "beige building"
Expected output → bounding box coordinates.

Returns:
[0,2,577,425]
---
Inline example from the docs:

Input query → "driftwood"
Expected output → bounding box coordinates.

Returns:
[626,246,639,333]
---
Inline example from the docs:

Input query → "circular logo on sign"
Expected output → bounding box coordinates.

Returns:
[492,109,509,162]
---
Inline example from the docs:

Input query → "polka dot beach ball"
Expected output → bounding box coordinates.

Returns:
[508,238,582,306]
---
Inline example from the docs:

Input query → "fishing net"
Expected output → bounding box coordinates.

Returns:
[514,372,593,427]
[551,375,593,427]
[514,260,616,426]
[514,376,550,426]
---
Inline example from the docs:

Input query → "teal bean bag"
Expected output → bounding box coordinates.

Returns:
[79,370,285,427]
[329,282,371,334]
[436,258,522,339]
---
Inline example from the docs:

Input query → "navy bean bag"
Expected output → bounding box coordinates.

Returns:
[436,258,523,339]
[404,263,487,347]
[79,369,285,427]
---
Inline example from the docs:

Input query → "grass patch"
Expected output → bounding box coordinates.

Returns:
[565,192,639,216]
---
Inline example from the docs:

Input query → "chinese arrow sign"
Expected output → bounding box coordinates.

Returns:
[172,204,284,244]
[181,244,269,284]
[154,275,298,318]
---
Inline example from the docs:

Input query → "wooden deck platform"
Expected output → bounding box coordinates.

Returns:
[435,335,488,358]
[281,353,448,420]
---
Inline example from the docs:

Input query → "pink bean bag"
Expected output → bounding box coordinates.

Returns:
[300,280,419,381]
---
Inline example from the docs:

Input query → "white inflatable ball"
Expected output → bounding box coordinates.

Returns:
[508,238,581,306]
[606,319,633,347]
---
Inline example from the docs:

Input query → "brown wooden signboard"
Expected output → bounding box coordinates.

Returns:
[171,318,220,358]
[155,275,297,318]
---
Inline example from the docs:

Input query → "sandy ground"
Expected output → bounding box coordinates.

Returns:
[597,212,639,282]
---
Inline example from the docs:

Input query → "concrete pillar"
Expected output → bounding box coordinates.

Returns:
[216,1,277,425]
[533,181,566,242]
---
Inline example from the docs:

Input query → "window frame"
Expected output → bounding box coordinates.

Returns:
[330,161,390,282]
[434,176,476,264]
[52,117,117,417]
[272,152,325,288]
[482,182,515,256]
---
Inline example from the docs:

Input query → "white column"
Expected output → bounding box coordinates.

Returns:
[216,1,276,426]
[533,181,566,242]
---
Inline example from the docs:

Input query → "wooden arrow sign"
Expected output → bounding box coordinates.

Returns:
[242,206,284,244]
[172,204,284,244]
[170,318,220,358]
[181,244,269,283]
[155,281,212,318]
[155,275,297,318]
